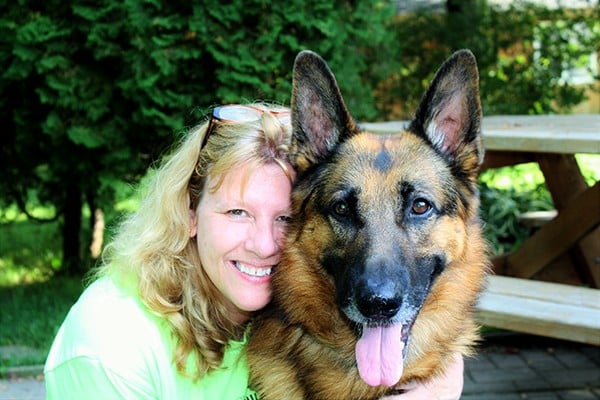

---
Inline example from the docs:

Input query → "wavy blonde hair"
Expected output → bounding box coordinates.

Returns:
[97,103,293,379]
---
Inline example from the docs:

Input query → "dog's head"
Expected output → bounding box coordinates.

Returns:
[287,50,483,387]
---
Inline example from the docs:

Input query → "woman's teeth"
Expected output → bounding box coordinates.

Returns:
[234,261,272,277]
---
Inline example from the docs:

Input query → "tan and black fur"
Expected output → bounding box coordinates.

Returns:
[247,50,489,400]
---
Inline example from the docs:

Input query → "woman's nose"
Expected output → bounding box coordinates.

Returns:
[246,221,281,258]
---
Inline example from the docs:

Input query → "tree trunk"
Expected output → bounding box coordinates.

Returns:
[446,0,475,13]
[90,207,105,260]
[86,190,105,260]
[62,183,83,275]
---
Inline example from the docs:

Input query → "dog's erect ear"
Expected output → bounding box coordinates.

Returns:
[290,50,357,173]
[410,49,484,167]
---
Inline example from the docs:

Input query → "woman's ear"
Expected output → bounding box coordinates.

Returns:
[189,209,198,238]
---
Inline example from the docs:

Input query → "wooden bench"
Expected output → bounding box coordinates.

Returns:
[476,275,600,345]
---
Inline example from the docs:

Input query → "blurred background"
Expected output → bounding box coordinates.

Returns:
[1,0,598,372]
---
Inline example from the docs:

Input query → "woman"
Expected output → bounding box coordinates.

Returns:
[45,103,463,399]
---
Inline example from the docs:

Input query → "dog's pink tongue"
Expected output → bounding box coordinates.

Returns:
[355,324,404,387]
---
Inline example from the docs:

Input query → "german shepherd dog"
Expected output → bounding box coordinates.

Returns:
[247,49,489,399]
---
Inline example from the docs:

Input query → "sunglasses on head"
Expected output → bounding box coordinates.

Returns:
[202,104,291,149]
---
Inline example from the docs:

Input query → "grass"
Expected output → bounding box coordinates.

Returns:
[0,210,86,372]
[0,154,598,372]
[0,219,62,286]
[0,276,84,373]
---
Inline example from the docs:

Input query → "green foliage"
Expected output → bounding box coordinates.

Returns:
[479,166,554,255]
[479,155,600,255]
[0,0,396,273]
[577,154,600,184]
[379,0,599,118]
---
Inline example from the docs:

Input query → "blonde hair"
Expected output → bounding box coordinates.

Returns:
[97,103,292,379]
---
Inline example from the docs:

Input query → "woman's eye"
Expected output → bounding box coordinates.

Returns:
[228,209,247,217]
[411,198,431,215]
[278,215,293,223]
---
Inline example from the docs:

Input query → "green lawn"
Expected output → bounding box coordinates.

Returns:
[0,212,85,372]
[0,276,83,372]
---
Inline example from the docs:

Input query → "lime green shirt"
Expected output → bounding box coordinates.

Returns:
[44,276,258,400]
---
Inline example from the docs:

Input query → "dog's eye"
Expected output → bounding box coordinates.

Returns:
[411,198,431,215]
[333,200,350,216]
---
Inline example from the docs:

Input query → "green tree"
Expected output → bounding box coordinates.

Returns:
[377,0,599,118]
[0,0,396,275]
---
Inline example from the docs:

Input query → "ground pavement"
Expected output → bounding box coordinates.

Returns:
[1,333,598,399]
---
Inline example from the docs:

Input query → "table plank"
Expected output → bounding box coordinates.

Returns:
[481,115,600,154]
[361,114,600,154]
[476,275,600,345]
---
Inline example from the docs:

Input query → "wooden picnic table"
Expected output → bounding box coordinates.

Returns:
[363,114,600,345]
[480,114,600,289]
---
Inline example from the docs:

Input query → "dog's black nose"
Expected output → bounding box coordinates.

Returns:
[356,296,401,320]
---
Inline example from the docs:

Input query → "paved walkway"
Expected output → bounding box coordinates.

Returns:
[0,375,44,400]
[0,334,598,399]
[463,334,600,399]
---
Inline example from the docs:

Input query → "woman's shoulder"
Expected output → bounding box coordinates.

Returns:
[45,276,179,398]
[73,277,149,324]
[46,276,172,371]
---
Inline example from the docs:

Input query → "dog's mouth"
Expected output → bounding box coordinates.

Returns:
[355,319,415,387]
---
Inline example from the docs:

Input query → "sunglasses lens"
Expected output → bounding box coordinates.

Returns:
[277,113,291,127]
[213,105,262,123]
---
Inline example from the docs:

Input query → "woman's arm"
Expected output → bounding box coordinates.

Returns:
[382,352,464,400]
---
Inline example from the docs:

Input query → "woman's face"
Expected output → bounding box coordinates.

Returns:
[190,162,293,324]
